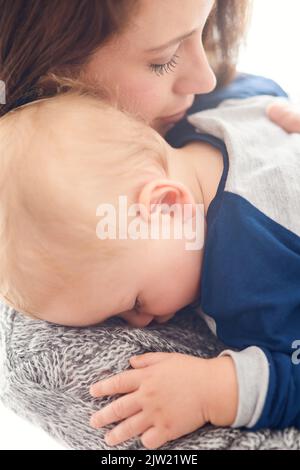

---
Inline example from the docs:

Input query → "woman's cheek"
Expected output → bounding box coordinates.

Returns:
[121,75,167,121]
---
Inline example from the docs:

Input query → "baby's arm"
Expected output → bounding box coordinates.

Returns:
[90,352,238,449]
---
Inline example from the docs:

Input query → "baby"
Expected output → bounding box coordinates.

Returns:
[0,90,300,450]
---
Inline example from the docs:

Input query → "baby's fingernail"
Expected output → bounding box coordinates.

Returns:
[105,433,115,446]
[90,384,99,396]
[130,356,138,361]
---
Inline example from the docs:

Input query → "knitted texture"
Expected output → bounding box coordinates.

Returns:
[1,302,299,450]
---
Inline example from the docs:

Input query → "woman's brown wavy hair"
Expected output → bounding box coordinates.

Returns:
[0,0,252,117]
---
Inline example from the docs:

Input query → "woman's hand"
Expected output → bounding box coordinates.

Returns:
[89,352,238,449]
[267,100,300,134]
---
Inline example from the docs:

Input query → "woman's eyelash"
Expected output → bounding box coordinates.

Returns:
[149,54,180,76]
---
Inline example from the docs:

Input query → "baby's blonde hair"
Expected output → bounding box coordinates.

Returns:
[0,89,168,318]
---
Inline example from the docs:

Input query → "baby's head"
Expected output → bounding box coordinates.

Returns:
[0,92,202,327]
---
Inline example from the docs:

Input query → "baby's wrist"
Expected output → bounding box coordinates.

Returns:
[205,356,238,427]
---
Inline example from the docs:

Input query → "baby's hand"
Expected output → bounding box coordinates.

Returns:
[89,352,237,449]
[267,100,300,134]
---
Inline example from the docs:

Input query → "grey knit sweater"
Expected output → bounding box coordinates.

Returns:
[0,301,300,450]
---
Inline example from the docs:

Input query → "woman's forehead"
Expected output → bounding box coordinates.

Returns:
[121,0,215,53]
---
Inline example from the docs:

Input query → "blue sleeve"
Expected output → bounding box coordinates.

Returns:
[250,348,300,429]
[166,72,288,148]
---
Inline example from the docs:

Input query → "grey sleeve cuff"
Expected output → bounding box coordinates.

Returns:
[218,346,269,428]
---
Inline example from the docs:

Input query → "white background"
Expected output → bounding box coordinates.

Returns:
[238,0,300,101]
[1,0,300,450]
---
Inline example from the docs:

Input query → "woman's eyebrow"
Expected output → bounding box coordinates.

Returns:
[145,28,199,54]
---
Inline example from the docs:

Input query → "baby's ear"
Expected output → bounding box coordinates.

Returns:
[137,178,196,222]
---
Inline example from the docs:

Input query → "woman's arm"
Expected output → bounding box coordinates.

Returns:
[0,304,235,450]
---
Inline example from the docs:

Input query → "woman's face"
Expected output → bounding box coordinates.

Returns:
[84,0,216,136]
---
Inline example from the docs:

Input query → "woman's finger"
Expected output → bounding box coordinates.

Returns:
[267,102,300,134]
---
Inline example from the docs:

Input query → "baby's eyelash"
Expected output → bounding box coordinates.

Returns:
[149,54,180,77]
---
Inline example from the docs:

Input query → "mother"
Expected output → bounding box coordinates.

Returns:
[1,0,247,127]
[0,0,298,450]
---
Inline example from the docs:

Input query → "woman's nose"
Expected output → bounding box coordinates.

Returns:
[173,41,217,96]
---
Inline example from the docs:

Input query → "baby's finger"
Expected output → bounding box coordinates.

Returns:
[90,369,141,397]
[90,391,141,428]
[141,426,169,450]
[105,412,151,447]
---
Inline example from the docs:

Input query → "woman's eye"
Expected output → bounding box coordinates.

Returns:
[149,54,180,77]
